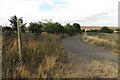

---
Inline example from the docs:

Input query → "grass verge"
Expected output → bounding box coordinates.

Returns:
[82,33,119,54]
[2,32,70,78]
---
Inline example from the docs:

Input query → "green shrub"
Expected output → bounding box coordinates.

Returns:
[99,27,114,33]
[64,24,76,36]
[28,22,43,35]
[43,21,64,33]
[72,23,82,33]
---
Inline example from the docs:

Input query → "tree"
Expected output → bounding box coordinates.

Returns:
[86,29,99,33]
[43,20,55,33]
[72,23,81,33]
[82,29,85,32]
[64,23,75,36]
[2,26,14,37]
[54,22,64,33]
[9,15,17,31]
[116,29,120,33]
[43,20,64,33]
[2,26,12,31]
[29,22,43,35]
[99,26,114,33]
[9,15,26,32]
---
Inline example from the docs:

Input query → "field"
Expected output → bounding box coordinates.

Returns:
[82,32,119,53]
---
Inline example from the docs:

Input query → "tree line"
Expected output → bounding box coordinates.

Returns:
[2,15,82,36]
[86,27,117,33]
[2,15,119,36]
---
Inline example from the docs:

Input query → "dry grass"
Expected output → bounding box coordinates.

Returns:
[88,60,118,78]
[65,49,118,78]
[82,33,119,53]
[72,60,118,78]
[2,32,70,78]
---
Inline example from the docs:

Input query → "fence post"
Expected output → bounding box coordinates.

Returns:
[16,18,22,61]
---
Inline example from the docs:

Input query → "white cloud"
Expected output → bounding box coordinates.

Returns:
[0,0,119,26]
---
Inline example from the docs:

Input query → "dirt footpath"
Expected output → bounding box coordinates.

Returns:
[61,35,118,78]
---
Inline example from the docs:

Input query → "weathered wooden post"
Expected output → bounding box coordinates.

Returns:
[16,18,22,61]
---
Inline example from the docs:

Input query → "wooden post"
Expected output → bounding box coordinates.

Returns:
[16,18,22,61]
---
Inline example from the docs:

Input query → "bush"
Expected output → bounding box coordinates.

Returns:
[28,22,43,35]
[54,22,64,33]
[72,23,82,33]
[2,26,12,31]
[64,24,76,36]
[2,27,17,39]
[86,29,99,33]
[99,27,114,33]
[116,29,120,33]
[82,29,85,32]
[43,21,64,33]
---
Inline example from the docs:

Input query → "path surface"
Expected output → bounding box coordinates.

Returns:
[61,34,118,78]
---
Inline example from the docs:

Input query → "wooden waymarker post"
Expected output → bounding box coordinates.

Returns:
[16,18,22,61]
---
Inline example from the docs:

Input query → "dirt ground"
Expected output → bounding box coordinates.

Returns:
[61,34,118,78]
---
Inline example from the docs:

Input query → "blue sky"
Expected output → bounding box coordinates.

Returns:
[40,3,54,11]
[0,0,119,26]
[39,0,66,11]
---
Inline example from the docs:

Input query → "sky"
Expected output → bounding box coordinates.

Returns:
[0,0,119,26]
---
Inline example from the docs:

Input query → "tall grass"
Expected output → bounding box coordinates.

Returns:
[82,33,119,53]
[2,32,70,78]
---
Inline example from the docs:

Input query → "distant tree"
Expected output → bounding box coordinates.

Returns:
[29,22,43,35]
[73,23,80,29]
[43,20,55,33]
[64,23,75,36]
[72,23,81,33]
[2,26,12,31]
[9,15,17,31]
[116,29,120,33]
[82,29,85,32]
[8,15,26,32]
[86,30,91,32]
[43,20,64,33]
[99,26,114,33]
[54,22,64,33]
[90,29,99,32]
[2,26,14,37]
